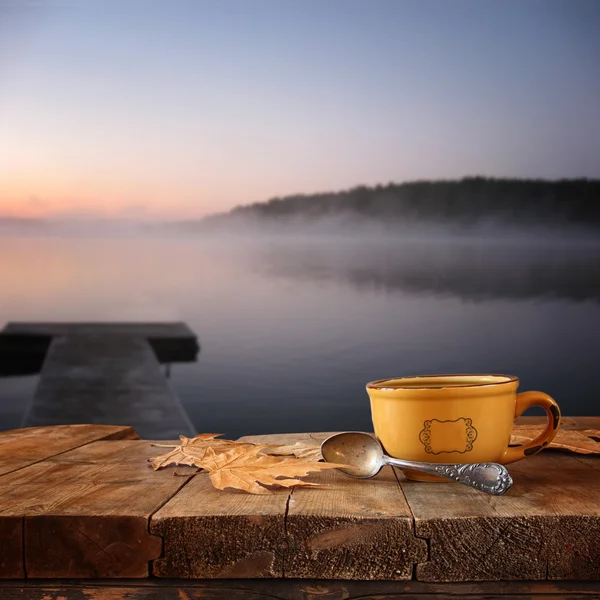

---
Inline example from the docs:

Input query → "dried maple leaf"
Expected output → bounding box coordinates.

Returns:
[194,445,347,494]
[510,426,600,455]
[150,434,255,470]
[263,441,323,461]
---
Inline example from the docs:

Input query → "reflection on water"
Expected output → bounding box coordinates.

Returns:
[0,235,599,437]
[251,238,600,302]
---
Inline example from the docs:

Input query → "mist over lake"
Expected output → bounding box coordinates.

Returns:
[1,231,599,438]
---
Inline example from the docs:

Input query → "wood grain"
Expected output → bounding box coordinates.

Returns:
[253,434,428,580]
[401,451,600,582]
[240,433,427,579]
[0,424,138,477]
[2,419,600,584]
[0,439,192,578]
[0,424,138,579]
[152,433,426,580]
[285,467,427,580]
[151,471,288,578]
[151,433,336,579]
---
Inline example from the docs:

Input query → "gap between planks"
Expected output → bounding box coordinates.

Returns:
[3,421,598,582]
[145,463,200,575]
[0,433,194,579]
[151,431,428,580]
[251,431,423,580]
[281,487,293,578]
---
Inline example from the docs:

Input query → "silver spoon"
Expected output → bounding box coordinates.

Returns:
[320,431,513,495]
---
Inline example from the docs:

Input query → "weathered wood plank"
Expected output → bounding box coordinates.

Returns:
[0,424,138,578]
[0,321,200,375]
[2,421,600,583]
[1,578,600,599]
[152,433,426,580]
[0,439,193,578]
[22,334,196,439]
[285,468,426,580]
[0,518,22,578]
[401,451,600,582]
[573,455,600,474]
[0,424,138,477]
[151,471,288,578]
[151,433,338,579]
[240,432,427,580]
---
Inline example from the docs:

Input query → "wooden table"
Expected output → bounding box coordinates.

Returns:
[1,418,599,599]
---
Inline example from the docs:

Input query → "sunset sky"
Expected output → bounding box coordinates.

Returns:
[1,0,599,220]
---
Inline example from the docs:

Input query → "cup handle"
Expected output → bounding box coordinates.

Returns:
[500,391,561,465]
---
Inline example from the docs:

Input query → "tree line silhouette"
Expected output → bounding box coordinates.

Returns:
[197,177,600,230]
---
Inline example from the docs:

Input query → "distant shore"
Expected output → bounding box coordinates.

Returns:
[170,176,600,235]
[2,177,600,237]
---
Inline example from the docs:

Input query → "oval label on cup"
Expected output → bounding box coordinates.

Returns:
[419,417,478,454]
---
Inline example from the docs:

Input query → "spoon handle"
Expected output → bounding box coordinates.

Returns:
[384,457,513,495]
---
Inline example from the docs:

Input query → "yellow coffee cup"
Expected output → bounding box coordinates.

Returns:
[366,374,561,482]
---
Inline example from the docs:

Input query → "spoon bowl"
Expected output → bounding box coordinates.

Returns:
[321,431,385,478]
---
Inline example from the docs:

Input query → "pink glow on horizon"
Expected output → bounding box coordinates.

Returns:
[2,1,599,222]
[0,194,229,221]
[0,178,274,220]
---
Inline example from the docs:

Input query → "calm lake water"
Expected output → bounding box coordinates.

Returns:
[1,234,599,437]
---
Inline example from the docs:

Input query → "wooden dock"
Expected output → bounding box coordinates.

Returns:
[0,322,199,375]
[0,322,198,439]
[0,418,598,598]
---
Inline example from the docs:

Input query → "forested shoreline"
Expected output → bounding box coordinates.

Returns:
[186,177,600,232]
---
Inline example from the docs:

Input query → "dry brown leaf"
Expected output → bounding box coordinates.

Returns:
[150,433,255,470]
[194,445,347,494]
[511,426,600,455]
[263,441,323,461]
